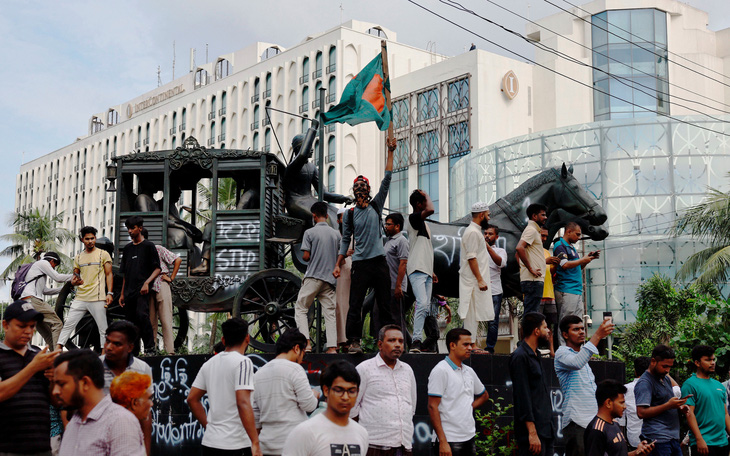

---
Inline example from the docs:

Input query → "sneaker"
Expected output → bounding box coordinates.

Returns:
[348,341,363,354]
[410,340,422,353]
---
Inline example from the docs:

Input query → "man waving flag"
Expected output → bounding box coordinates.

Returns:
[322,43,392,131]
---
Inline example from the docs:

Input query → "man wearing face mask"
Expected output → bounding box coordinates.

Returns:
[458,202,493,340]
[333,138,397,355]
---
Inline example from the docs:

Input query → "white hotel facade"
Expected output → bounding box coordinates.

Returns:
[16,0,730,322]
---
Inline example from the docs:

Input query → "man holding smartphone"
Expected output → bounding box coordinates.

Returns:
[634,345,690,456]
[553,222,599,345]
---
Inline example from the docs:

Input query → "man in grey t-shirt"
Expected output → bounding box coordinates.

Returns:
[333,138,397,354]
[295,202,342,353]
[384,213,409,332]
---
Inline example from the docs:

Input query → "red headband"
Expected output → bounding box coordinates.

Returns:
[353,175,370,186]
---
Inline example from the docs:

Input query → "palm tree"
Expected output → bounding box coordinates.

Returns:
[672,186,730,285]
[196,177,239,223]
[0,209,75,279]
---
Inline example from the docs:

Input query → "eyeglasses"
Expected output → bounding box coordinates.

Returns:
[330,386,358,397]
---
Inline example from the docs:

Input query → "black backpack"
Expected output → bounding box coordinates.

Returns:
[10,262,42,301]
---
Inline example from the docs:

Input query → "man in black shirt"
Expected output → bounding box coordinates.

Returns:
[120,215,160,355]
[585,380,654,456]
[509,312,554,456]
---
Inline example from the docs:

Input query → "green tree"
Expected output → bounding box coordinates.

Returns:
[0,209,75,279]
[196,177,239,223]
[672,185,730,286]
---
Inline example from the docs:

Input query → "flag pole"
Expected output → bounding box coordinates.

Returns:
[381,40,394,143]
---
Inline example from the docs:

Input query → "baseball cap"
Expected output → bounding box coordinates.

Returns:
[353,175,370,186]
[3,300,43,323]
[43,251,61,264]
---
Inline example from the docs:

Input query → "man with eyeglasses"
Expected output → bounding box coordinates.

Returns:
[334,138,398,354]
[428,328,489,456]
[283,360,368,456]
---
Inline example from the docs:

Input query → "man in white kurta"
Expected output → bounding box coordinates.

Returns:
[458,202,493,339]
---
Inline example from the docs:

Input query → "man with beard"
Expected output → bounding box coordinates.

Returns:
[352,325,416,456]
[283,360,368,456]
[333,138,398,354]
[510,313,555,456]
[555,315,615,456]
[428,328,489,456]
[484,225,507,354]
[458,202,493,339]
[53,349,145,456]
[516,204,549,314]
[0,301,60,456]
[681,345,730,456]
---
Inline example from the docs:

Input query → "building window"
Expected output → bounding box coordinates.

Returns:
[254,105,260,126]
[327,136,335,163]
[301,86,309,113]
[448,152,470,220]
[327,166,336,192]
[417,88,439,122]
[314,51,323,79]
[195,68,209,88]
[418,161,439,219]
[211,95,217,119]
[265,72,272,98]
[220,117,226,142]
[417,130,439,162]
[327,46,337,74]
[327,76,336,103]
[366,27,388,38]
[221,91,227,116]
[253,132,259,150]
[264,128,271,153]
[261,46,281,60]
[393,99,409,129]
[301,57,310,84]
[448,122,470,154]
[107,109,119,126]
[181,108,187,131]
[215,59,231,80]
[591,9,669,120]
[91,116,103,134]
[447,78,469,112]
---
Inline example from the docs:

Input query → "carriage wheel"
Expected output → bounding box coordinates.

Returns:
[231,269,302,353]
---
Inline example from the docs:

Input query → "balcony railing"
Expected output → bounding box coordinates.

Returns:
[208,112,216,120]
[251,121,259,131]
[312,69,322,80]
[134,140,141,148]
[299,74,309,84]
[299,103,309,113]
[207,138,215,146]
[327,93,336,103]
[219,107,226,116]
[326,63,336,74]
[251,93,260,103]
[143,138,149,145]
[218,133,226,142]
[263,145,271,153]
[262,117,270,126]
[264,89,271,99]
[180,122,186,132]
[169,126,177,135]
[326,124,335,133]
[312,99,321,109]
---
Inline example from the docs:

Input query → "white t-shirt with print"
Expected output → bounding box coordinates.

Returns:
[282,413,368,456]
[191,351,255,450]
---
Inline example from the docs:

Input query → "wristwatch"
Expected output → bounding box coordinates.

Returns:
[107,292,114,296]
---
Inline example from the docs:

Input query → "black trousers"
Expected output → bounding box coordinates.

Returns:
[346,255,394,341]
[516,437,554,456]
[690,446,730,456]
[202,446,252,456]
[125,292,155,353]
[432,438,476,456]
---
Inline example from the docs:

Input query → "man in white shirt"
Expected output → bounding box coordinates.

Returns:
[484,225,507,354]
[253,329,319,456]
[618,357,651,450]
[188,318,261,456]
[20,251,77,347]
[458,202,493,339]
[428,328,489,456]
[351,325,417,455]
[283,360,368,456]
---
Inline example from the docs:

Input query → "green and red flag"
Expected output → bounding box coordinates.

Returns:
[321,53,391,131]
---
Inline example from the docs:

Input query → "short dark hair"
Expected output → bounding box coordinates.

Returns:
[140,227,148,239]
[485,224,499,235]
[385,213,404,231]
[526,203,547,219]
[633,356,651,376]
[106,320,138,347]
[221,317,249,347]
[80,226,98,238]
[564,221,580,232]
[320,359,360,390]
[691,345,715,362]
[445,328,471,352]
[310,201,329,219]
[275,328,307,355]
[651,344,676,361]
[521,312,546,339]
[409,190,426,209]
[125,215,144,229]
[378,324,403,341]
[559,315,583,337]
[595,379,627,407]
[54,349,105,389]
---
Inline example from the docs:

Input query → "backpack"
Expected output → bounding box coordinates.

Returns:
[11,262,43,301]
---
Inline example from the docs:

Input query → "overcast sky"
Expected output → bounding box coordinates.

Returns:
[0,0,728,294]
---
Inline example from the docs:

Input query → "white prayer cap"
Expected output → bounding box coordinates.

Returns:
[471,201,489,213]
[337,207,348,215]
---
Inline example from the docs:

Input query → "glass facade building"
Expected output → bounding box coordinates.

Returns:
[451,116,730,324]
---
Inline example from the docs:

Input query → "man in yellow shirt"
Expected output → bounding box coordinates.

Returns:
[57,226,113,350]
[541,228,559,354]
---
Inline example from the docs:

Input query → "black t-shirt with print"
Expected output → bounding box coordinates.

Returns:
[584,416,629,456]
[120,239,160,298]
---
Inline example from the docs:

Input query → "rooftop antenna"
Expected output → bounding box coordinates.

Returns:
[157,66,162,87]
[206,43,209,63]
[172,41,176,80]
[190,48,195,72]
[340,3,344,24]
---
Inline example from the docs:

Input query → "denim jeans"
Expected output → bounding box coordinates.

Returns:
[409,271,433,342]
[486,293,503,352]
[520,280,544,314]
[649,440,682,456]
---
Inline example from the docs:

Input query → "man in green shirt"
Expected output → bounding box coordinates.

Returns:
[681,345,730,456]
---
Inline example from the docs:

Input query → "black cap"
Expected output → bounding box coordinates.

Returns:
[3,300,43,323]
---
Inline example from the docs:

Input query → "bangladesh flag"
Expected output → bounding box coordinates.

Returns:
[321,53,391,131]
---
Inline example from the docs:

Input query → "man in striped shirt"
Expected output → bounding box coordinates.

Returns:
[555,315,614,456]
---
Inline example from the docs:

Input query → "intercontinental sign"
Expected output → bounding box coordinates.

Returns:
[126,84,185,118]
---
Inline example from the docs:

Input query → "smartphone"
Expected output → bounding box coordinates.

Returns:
[681,394,694,400]
[603,311,613,324]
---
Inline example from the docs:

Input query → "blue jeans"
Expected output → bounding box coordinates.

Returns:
[409,271,433,342]
[486,293,503,352]
[520,280,544,314]
[649,440,682,456]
